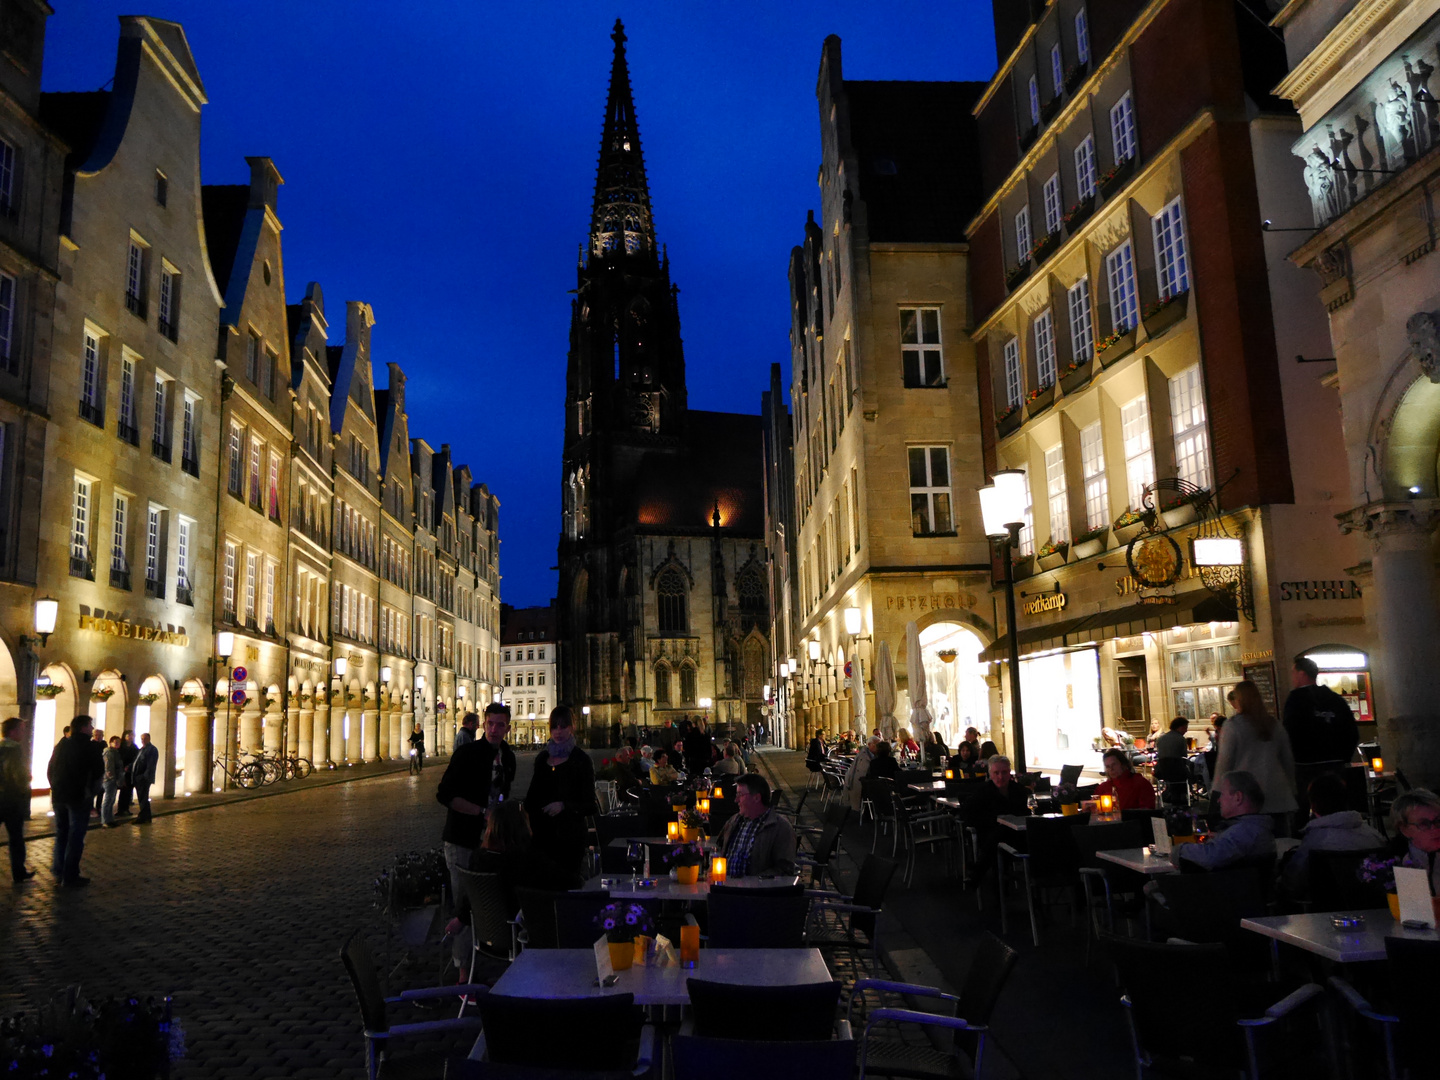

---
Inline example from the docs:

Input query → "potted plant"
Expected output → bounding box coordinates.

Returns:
[137,693,160,706]
[1011,550,1035,579]
[996,403,1022,437]
[1096,326,1137,367]
[1359,855,1404,920]
[1142,291,1190,338]
[1063,195,1094,234]
[0,987,176,1080]
[1071,524,1109,560]
[1006,260,1032,292]
[665,840,705,886]
[1037,538,1069,569]
[1160,488,1209,529]
[1099,155,1135,198]
[1028,230,1060,265]
[35,684,65,700]
[90,686,114,702]
[1025,381,1056,417]
[679,807,704,844]
[1113,508,1150,544]
[593,900,655,971]
[1059,355,1094,395]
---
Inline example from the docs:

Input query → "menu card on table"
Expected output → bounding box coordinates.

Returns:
[1394,866,1436,928]
[594,934,616,985]
[1150,818,1172,857]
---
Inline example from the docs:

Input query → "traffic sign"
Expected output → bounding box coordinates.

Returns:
[844,661,853,677]
[231,666,248,683]
[230,688,248,705]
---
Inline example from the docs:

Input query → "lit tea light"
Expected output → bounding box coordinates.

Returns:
[697,798,710,814]
[1098,794,1115,813]
[1371,756,1384,773]
[944,770,954,780]
[710,856,727,883]
[712,786,723,798]
[667,821,680,839]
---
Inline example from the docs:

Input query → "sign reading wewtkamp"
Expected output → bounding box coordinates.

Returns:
[1023,592,1067,616]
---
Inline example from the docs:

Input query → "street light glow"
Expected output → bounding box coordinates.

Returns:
[979,469,1028,537]
[34,597,58,637]
[807,639,821,661]
[843,606,863,636]
[216,631,234,660]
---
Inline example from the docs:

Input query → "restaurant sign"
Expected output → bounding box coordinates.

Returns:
[1024,592,1068,616]
[78,607,190,648]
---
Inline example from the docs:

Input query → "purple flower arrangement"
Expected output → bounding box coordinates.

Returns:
[1358,854,1411,893]
[594,900,655,943]
[665,841,705,869]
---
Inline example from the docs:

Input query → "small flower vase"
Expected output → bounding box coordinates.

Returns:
[608,940,634,971]
[681,826,701,843]
[676,864,700,885]
[1388,892,1402,921]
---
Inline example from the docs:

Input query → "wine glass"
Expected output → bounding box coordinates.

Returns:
[1026,794,1038,815]
[625,841,645,886]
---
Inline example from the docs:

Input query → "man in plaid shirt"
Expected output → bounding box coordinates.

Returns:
[717,774,796,876]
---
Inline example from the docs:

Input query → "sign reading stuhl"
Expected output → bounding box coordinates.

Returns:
[1024,592,1068,616]
[77,606,190,648]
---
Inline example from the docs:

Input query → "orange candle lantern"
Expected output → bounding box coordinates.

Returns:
[1371,756,1384,773]
[712,786,723,798]
[666,821,680,840]
[710,856,727,884]
[680,922,700,967]
[944,770,954,780]
[1098,794,1115,814]
[697,798,710,815]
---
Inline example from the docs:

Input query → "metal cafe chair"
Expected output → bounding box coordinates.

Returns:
[463,992,655,1078]
[706,886,809,948]
[673,1035,855,1080]
[997,814,1083,946]
[1328,936,1440,1080]
[806,855,898,962]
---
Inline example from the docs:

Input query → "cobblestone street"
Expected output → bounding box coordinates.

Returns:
[1,761,496,1078]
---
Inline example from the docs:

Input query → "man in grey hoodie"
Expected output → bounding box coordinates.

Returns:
[1279,772,1385,899]
[1176,771,1277,872]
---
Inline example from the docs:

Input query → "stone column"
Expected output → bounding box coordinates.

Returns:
[344,697,362,763]
[387,701,402,759]
[312,702,330,767]
[183,704,210,794]
[263,702,283,754]
[285,704,301,760]
[401,709,414,758]
[297,704,314,761]
[239,700,263,755]
[1343,502,1440,786]
[328,690,346,765]
[362,705,380,762]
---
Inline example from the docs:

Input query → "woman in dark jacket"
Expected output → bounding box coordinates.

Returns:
[523,706,597,879]
[868,740,902,782]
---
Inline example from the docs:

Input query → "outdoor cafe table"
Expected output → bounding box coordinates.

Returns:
[1095,847,1177,875]
[580,873,802,901]
[1240,910,1440,963]
[486,947,832,1007]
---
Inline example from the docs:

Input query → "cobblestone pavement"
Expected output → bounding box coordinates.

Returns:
[0,751,551,1079]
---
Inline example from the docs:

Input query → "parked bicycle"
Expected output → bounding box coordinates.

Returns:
[212,755,265,789]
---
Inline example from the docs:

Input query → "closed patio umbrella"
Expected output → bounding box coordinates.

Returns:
[850,647,867,737]
[906,620,934,744]
[874,640,898,739]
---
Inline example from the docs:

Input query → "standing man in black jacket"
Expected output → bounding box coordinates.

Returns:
[1284,654,1360,817]
[435,702,516,906]
[47,714,103,887]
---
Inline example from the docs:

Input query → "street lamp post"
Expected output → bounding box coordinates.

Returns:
[979,470,1029,770]
[17,597,58,812]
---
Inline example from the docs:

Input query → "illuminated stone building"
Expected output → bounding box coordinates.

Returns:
[501,603,557,745]
[780,37,994,747]
[374,364,415,758]
[1275,0,1440,784]
[966,0,1359,771]
[556,22,769,743]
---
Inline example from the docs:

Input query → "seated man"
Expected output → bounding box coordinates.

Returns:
[649,749,680,786]
[1155,717,1190,760]
[1279,772,1386,900]
[716,773,796,876]
[1175,771,1276,872]
[963,755,1033,887]
[1094,748,1156,811]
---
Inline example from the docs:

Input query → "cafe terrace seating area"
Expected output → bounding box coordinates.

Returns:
[344,748,1436,1079]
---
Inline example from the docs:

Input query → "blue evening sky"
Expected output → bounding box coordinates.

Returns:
[43,1,996,607]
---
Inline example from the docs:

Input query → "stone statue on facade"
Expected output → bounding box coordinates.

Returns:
[1407,311,1440,384]
[1303,146,1340,224]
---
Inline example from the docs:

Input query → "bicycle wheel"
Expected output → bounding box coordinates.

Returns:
[292,757,314,779]
[236,762,264,789]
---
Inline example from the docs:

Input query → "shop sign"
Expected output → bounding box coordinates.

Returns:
[77,609,189,647]
[1126,534,1184,589]
[1115,564,1201,597]
[1023,592,1068,615]
[1242,649,1274,663]
[882,590,978,613]
[1278,580,1362,600]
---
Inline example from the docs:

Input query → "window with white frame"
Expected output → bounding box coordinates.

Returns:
[1028,75,1040,126]
[264,560,276,630]
[1106,241,1139,333]
[182,394,197,468]
[0,137,14,213]
[1080,422,1108,530]
[72,477,92,568]
[110,494,128,573]
[248,436,262,507]
[267,451,280,518]
[145,506,161,585]
[1075,135,1097,201]
[1076,9,1091,63]
[1051,44,1064,96]
[1018,470,1035,555]
[1169,365,1212,491]
[245,332,259,384]
[158,266,178,338]
[1044,444,1070,544]
[1067,278,1094,362]
[223,542,237,616]
[125,239,146,315]
[908,446,953,536]
[1034,309,1057,387]
[227,424,242,495]
[245,552,258,623]
[900,307,944,387]
[152,373,170,449]
[1015,205,1032,261]
[119,355,136,438]
[1003,338,1022,411]
[1152,197,1190,298]
[0,272,13,366]
[1121,396,1156,510]
[81,329,103,420]
[1110,92,1136,163]
[1042,173,1062,235]
[177,518,191,592]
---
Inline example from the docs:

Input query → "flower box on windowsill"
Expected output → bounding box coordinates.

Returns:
[1113,513,1149,545]
[1064,61,1090,95]
[1099,156,1136,199]
[1011,553,1036,579]
[1063,196,1094,235]
[1029,230,1061,266]
[1071,530,1108,560]
[1040,96,1062,125]
[1025,384,1056,418]
[1142,290,1190,339]
[1006,261,1033,292]
[1160,490,1209,530]
[1097,329,1136,368]
[1037,543,1069,570]
[996,407,1023,437]
[1059,358,1095,396]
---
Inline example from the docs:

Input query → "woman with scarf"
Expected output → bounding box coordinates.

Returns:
[524,706,597,878]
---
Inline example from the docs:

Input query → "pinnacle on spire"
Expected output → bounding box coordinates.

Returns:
[590,19,656,259]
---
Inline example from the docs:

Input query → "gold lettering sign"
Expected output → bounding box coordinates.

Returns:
[884,591,978,612]
[78,613,190,648]
[1023,592,1068,615]
[1242,649,1274,663]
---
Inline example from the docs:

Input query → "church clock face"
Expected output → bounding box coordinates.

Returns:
[629,393,655,429]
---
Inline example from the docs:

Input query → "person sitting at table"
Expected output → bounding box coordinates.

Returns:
[1094,748,1157,811]
[1174,771,1276,872]
[1155,718,1190,760]
[649,748,680,786]
[947,739,984,779]
[716,773,796,876]
[845,735,880,811]
[1278,772,1386,901]
[1393,788,1440,894]
[714,741,744,776]
[977,740,999,762]
[962,755,1033,888]
[807,729,826,767]
[923,729,949,769]
[869,740,902,782]
[962,727,981,753]
[897,728,921,762]
[632,746,652,784]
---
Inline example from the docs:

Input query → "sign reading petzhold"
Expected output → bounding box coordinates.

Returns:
[77,608,189,647]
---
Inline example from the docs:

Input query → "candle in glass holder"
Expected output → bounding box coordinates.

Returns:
[1371,756,1384,773]
[666,821,680,840]
[1099,794,1115,813]
[712,786,723,798]
[944,770,954,780]
[680,922,700,967]
[710,856,727,884]
[697,798,710,815]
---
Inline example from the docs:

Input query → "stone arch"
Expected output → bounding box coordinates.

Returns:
[678,659,698,705]
[35,663,79,791]
[91,668,127,736]
[134,674,169,743]
[1377,369,1440,499]
[655,566,689,636]
[653,658,672,707]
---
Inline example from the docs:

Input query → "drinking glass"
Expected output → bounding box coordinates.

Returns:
[625,841,645,886]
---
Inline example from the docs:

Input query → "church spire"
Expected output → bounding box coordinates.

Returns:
[590,19,656,259]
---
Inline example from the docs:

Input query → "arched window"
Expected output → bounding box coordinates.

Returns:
[743,637,765,700]
[654,663,671,706]
[737,566,767,633]
[656,567,688,636]
[679,663,697,705]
